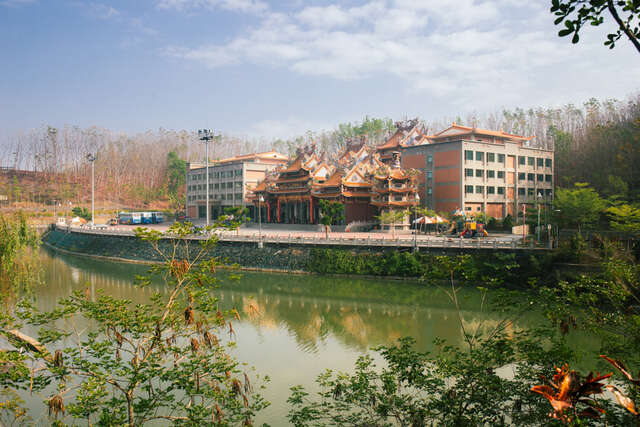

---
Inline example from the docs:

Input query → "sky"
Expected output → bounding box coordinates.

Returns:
[0,0,639,141]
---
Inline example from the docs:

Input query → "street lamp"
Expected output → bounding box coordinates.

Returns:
[198,129,217,227]
[87,153,97,227]
[413,193,420,252]
[258,194,264,248]
[537,191,543,243]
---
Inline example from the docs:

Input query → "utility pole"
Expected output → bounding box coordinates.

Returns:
[87,153,96,226]
[198,130,217,227]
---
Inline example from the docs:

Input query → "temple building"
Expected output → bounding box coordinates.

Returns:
[240,120,553,224]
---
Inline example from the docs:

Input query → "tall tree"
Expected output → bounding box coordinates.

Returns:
[553,183,606,231]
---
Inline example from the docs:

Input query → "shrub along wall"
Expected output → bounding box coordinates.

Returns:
[43,230,565,286]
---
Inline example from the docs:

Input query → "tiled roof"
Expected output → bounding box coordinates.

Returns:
[432,123,533,141]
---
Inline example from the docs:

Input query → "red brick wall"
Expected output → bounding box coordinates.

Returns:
[434,150,460,166]
[434,168,460,182]
[435,201,459,213]
[486,203,504,218]
[402,153,426,168]
[188,206,197,218]
[434,184,460,200]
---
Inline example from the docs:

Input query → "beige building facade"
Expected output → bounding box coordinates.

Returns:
[402,124,553,218]
[185,151,288,219]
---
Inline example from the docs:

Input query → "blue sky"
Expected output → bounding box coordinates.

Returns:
[1,0,638,140]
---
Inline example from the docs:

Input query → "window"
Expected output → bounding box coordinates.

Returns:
[214,194,219,199]
[518,188,526,196]
[519,156,526,165]
[528,173,534,181]
[476,186,484,194]
[476,151,484,161]
[545,174,552,182]
[209,194,213,199]
[465,168,474,177]
[518,172,525,180]
[427,187,433,194]
[235,169,242,177]
[497,187,505,195]
[214,172,220,178]
[537,174,544,182]
[487,170,495,178]
[235,182,243,189]
[528,157,534,166]
[214,183,219,189]
[497,171,505,179]
[545,189,553,196]
[427,155,433,163]
[487,153,495,162]
[220,183,226,189]
[528,188,534,196]
[537,158,544,167]
[487,186,495,194]
[427,171,433,179]
[465,150,473,160]
[466,207,472,211]
[197,185,202,190]
[465,185,474,193]
[235,193,242,200]
[475,169,483,177]
[209,184,213,190]
[545,158,552,168]
[394,195,403,201]
[220,194,226,200]
[498,154,505,163]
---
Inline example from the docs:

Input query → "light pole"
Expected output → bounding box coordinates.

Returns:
[537,192,542,243]
[198,129,216,227]
[413,193,420,252]
[87,153,96,227]
[258,194,264,248]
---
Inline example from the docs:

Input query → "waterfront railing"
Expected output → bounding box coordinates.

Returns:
[55,224,545,250]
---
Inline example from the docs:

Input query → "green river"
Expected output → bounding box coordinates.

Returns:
[18,248,594,425]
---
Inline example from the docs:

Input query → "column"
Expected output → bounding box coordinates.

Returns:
[309,198,313,223]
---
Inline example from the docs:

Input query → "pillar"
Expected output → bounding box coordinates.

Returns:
[309,197,313,223]
[277,199,281,223]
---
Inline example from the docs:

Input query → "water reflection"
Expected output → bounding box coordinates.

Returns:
[39,247,533,354]
[35,247,549,424]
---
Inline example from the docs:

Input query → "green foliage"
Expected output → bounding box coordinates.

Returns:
[166,151,186,197]
[553,183,606,230]
[288,318,583,425]
[71,206,92,221]
[502,214,514,231]
[550,0,640,53]
[0,213,40,314]
[2,221,268,426]
[606,203,640,234]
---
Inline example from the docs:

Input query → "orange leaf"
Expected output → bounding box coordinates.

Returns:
[607,385,639,416]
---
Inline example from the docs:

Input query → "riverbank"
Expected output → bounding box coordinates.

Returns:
[42,228,580,287]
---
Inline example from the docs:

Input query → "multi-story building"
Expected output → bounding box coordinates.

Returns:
[185,151,288,220]
[401,123,554,218]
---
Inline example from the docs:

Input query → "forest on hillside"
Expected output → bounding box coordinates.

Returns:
[0,94,638,210]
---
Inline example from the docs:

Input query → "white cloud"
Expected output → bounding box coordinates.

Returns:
[164,0,639,107]
[156,0,267,13]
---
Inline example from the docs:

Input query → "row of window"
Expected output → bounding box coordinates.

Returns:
[464,186,553,197]
[188,182,244,191]
[464,169,506,179]
[463,150,552,168]
[188,193,243,201]
[518,173,552,182]
[190,169,243,181]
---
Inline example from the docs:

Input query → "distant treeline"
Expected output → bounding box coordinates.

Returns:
[0,93,638,207]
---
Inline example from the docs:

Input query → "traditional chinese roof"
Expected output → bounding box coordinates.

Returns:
[214,150,288,164]
[432,123,533,142]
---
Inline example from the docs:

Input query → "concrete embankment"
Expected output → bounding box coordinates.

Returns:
[42,228,554,280]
